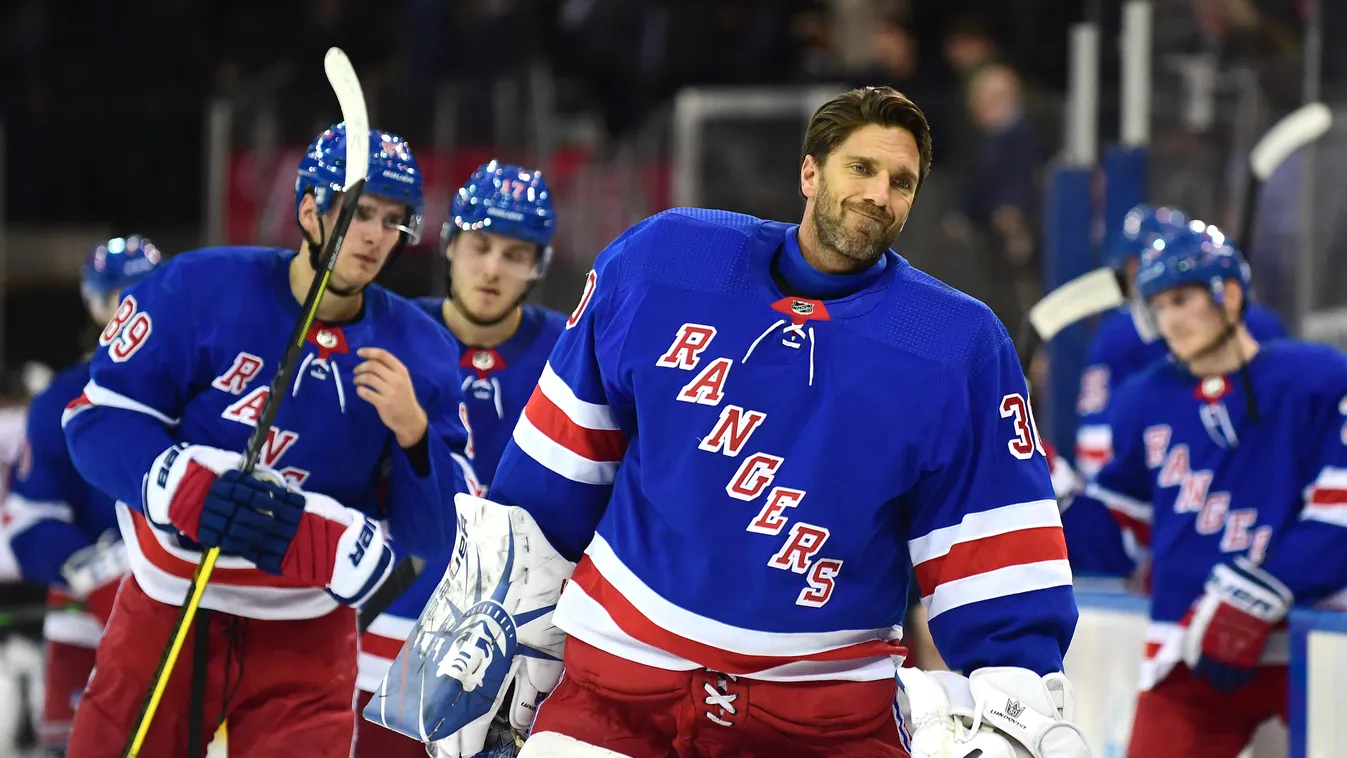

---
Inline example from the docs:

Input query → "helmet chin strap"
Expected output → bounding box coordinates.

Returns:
[298,200,403,300]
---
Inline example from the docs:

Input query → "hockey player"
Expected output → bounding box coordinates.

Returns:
[1065,206,1286,581]
[60,124,476,758]
[1074,204,1286,477]
[375,86,1090,758]
[355,161,566,757]
[5,236,160,753]
[1077,224,1347,757]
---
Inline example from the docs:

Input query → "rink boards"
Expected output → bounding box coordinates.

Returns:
[1069,585,1347,758]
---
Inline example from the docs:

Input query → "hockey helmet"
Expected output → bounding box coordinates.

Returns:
[1106,203,1190,270]
[1134,221,1252,309]
[81,235,162,310]
[294,123,425,248]
[441,160,556,279]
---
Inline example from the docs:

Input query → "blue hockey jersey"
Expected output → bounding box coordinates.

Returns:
[1080,339,1347,688]
[1075,302,1286,475]
[1065,302,1286,578]
[6,361,119,647]
[62,247,474,620]
[356,302,565,692]
[490,209,1077,681]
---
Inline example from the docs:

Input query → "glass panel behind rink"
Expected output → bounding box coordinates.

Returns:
[672,87,844,220]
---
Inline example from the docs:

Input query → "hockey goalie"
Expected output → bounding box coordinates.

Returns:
[365,86,1090,758]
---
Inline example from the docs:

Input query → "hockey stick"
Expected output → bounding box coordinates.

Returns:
[357,553,425,633]
[1238,101,1333,253]
[121,47,370,758]
[1022,102,1334,344]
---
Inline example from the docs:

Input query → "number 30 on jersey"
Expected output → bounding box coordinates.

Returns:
[99,295,153,363]
[1000,392,1045,460]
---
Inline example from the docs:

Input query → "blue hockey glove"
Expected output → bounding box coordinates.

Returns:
[1181,557,1292,692]
[198,469,306,573]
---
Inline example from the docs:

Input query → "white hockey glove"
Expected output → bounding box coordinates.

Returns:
[59,530,130,625]
[363,493,573,758]
[897,667,1091,758]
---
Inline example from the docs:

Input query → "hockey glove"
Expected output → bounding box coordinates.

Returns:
[143,443,281,547]
[59,530,130,626]
[897,667,1091,758]
[368,494,571,758]
[144,442,393,605]
[1181,556,1292,692]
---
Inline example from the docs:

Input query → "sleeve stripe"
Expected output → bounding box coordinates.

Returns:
[522,377,627,463]
[512,413,621,485]
[907,498,1060,565]
[923,560,1074,619]
[2,493,75,536]
[913,525,1068,593]
[64,380,179,427]
[537,363,620,431]
[1303,505,1347,528]
[1085,482,1152,524]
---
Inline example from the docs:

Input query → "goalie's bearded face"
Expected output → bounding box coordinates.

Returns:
[804,124,918,267]
[1150,282,1240,362]
[448,230,540,324]
[303,193,409,292]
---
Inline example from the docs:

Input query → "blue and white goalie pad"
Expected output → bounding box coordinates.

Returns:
[362,494,573,754]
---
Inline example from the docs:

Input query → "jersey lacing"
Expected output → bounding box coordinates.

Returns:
[742,319,818,386]
[293,354,347,413]
[461,375,506,419]
[702,671,740,727]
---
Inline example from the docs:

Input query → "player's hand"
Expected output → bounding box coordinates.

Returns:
[354,347,428,448]
[1180,557,1292,692]
[60,532,130,626]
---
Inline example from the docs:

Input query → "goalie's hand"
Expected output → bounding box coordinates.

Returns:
[898,667,1091,758]
[1181,557,1291,692]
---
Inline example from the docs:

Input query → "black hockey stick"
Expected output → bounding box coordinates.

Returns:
[357,554,425,633]
[121,47,371,758]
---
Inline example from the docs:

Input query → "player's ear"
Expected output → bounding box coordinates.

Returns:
[297,192,322,239]
[800,155,819,200]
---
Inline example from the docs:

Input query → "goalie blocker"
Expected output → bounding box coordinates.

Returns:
[367,495,1091,758]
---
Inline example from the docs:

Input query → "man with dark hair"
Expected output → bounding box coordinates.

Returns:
[376,87,1089,758]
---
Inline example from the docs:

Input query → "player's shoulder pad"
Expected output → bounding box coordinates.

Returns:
[1246,301,1290,340]
[26,361,93,453]
[1259,338,1347,397]
[882,262,1016,378]
[368,287,462,379]
[138,246,293,297]
[597,208,782,295]
[527,305,568,342]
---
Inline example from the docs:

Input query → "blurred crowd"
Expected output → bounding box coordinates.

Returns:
[0,0,1343,335]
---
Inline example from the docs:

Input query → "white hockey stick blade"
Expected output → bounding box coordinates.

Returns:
[324,47,370,191]
[1250,102,1333,180]
[1028,267,1126,340]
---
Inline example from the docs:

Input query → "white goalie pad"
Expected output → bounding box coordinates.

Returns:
[363,494,574,751]
[897,667,1091,758]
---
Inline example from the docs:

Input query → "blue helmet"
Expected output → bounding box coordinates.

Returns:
[294,123,425,245]
[1107,203,1190,270]
[1135,222,1252,307]
[81,235,162,307]
[443,160,557,276]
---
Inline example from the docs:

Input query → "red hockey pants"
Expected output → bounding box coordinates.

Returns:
[531,636,910,758]
[1127,664,1288,758]
[66,576,359,758]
